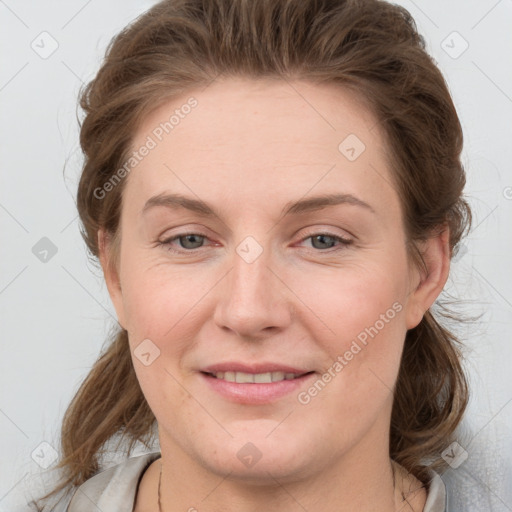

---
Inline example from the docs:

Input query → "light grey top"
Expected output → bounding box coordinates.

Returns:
[65,451,447,511]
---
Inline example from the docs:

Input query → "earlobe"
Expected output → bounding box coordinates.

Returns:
[405,227,451,330]
[97,228,127,330]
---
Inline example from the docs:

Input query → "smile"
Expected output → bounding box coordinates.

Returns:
[200,370,316,404]
[206,371,309,383]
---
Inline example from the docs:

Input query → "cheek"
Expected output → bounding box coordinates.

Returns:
[119,251,211,338]
[291,260,407,408]
[289,257,407,339]
[131,359,189,432]
[298,308,405,449]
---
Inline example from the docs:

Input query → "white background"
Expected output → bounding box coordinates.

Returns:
[0,1,511,511]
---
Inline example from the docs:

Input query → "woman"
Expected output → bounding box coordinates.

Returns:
[33,0,472,510]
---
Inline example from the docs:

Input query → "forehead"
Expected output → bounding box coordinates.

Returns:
[124,77,398,219]
[134,77,382,153]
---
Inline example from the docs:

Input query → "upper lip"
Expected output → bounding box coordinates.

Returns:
[201,362,313,375]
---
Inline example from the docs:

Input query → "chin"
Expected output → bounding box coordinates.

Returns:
[193,434,319,485]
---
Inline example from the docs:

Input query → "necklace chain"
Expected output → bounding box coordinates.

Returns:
[158,460,162,512]
[158,459,408,512]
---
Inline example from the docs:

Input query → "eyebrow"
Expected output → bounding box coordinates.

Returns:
[141,192,376,218]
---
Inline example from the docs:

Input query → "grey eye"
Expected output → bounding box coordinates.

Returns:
[310,234,338,250]
[177,234,205,249]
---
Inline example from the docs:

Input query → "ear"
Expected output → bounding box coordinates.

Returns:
[98,228,127,330]
[404,226,451,330]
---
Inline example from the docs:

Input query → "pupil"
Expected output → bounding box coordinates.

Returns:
[181,234,203,249]
[313,235,334,249]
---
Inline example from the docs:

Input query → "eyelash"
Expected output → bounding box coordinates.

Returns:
[158,231,353,254]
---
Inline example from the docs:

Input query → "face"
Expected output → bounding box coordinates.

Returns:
[100,77,447,483]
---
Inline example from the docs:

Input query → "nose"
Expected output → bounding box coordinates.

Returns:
[212,241,292,339]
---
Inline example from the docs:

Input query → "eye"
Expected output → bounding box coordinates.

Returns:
[298,232,353,252]
[158,231,353,254]
[160,232,210,253]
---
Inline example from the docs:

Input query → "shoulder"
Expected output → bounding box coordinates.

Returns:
[66,451,161,512]
[424,468,447,512]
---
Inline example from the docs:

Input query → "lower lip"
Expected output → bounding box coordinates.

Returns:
[200,372,316,404]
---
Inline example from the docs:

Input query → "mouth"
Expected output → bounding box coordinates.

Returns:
[201,370,314,383]
[199,364,316,404]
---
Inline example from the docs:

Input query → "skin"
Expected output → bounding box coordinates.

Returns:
[98,77,450,511]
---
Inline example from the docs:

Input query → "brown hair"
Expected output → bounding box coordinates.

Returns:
[33,0,472,508]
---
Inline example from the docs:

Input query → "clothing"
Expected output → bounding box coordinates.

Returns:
[65,451,447,511]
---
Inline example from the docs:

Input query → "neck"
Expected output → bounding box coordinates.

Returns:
[155,447,426,512]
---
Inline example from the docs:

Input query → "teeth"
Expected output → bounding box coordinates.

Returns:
[236,372,255,383]
[271,371,284,382]
[254,372,272,383]
[213,371,301,383]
